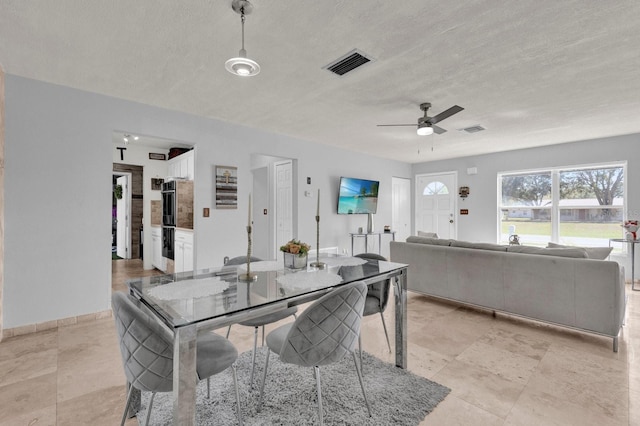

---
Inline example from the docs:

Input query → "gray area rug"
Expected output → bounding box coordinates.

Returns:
[138,349,450,425]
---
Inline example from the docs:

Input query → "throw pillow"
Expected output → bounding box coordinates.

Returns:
[417,231,439,238]
[507,245,589,258]
[406,236,452,246]
[450,240,508,252]
[546,242,613,260]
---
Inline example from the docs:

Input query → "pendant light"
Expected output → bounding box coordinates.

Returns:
[225,0,260,77]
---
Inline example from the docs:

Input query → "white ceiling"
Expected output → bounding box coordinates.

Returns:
[2,1,639,163]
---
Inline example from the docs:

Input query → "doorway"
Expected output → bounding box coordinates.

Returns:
[415,171,457,239]
[392,177,411,242]
[274,160,293,261]
[113,173,131,259]
[251,155,297,261]
[112,163,144,260]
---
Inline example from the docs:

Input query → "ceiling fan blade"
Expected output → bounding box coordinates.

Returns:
[432,125,447,134]
[376,124,417,127]
[427,105,464,125]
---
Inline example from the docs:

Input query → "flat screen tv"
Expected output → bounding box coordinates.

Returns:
[337,177,379,214]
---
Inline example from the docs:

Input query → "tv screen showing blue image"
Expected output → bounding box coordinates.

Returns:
[337,177,379,214]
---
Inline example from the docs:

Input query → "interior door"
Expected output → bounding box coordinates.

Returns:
[416,172,457,239]
[116,175,130,259]
[392,177,411,243]
[274,161,293,261]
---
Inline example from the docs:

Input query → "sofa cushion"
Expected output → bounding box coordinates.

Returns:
[507,245,588,258]
[450,240,508,252]
[417,231,439,238]
[406,236,452,246]
[547,242,613,260]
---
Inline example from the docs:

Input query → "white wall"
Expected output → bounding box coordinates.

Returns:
[112,141,169,269]
[411,134,640,277]
[3,75,410,328]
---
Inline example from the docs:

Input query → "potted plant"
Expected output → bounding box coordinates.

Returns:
[114,184,123,200]
[280,239,311,270]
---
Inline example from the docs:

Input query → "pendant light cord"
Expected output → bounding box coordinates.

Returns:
[241,11,246,51]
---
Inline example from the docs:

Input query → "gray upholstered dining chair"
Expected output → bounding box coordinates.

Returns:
[257,281,371,425]
[355,252,392,355]
[112,292,243,426]
[223,255,298,387]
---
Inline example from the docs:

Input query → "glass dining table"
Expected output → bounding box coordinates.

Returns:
[127,256,408,425]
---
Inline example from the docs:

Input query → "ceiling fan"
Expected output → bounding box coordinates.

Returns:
[377,102,464,135]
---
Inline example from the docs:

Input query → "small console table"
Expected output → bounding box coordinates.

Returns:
[350,231,396,255]
[609,238,640,291]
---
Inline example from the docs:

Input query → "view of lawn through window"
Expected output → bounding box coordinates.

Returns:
[499,164,626,249]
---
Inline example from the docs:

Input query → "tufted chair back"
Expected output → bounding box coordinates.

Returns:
[112,292,174,393]
[278,281,367,367]
[225,256,263,265]
[355,253,391,314]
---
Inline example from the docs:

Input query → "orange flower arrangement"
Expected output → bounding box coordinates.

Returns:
[280,239,311,256]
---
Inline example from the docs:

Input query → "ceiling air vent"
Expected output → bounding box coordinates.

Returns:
[323,49,374,76]
[459,125,486,134]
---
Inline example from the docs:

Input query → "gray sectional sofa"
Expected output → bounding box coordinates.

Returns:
[390,236,626,351]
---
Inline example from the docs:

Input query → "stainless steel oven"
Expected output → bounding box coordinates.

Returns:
[162,226,175,260]
[162,181,176,260]
[161,181,176,227]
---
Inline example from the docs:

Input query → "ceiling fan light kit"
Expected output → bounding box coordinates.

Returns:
[225,0,260,77]
[417,124,434,136]
[378,102,464,136]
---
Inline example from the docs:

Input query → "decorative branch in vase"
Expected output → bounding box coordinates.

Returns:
[310,189,326,269]
[239,193,257,281]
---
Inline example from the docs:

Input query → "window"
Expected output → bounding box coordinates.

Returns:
[498,163,625,247]
[500,172,552,245]
[424,181,449,195]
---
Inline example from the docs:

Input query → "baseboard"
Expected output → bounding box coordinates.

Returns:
[1,309,113,340]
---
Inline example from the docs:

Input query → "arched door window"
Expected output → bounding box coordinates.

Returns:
[423,181,449,195]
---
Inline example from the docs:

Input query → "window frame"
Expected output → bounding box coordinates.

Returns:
[497,161,627,246]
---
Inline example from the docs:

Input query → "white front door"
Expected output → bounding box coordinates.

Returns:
[116,175,131,259]
[392,177,411,243]
[416,172,457,239]
[274,160,293,261]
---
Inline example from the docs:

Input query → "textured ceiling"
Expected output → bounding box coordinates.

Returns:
[1,1,639,163]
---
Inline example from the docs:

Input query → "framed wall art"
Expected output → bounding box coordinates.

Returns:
[149,152,166,160]
[151,178,164,191]
[215,165,238,209]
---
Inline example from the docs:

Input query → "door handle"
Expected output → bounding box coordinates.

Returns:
[449,219,454,223]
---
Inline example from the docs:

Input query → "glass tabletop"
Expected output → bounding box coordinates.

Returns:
[128,256,407,329]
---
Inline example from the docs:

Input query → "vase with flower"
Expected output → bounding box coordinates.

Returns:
[623,220,639,240]
[280,239,310,270]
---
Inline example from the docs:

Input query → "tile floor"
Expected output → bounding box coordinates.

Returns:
[0,259,638,425]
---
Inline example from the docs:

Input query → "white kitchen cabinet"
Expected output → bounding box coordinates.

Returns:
[175,229,194,273]
[168,161,178,178]
[151,226,165,271]
[183,239,194,271]
[167,150,194,179]
[186,151,194,180]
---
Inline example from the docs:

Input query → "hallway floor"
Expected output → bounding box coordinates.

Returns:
[0,259,638,425]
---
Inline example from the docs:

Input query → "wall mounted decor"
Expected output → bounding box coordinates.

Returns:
[215,165,238,209]
[149,152,166,160]
[151,178,164,191]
